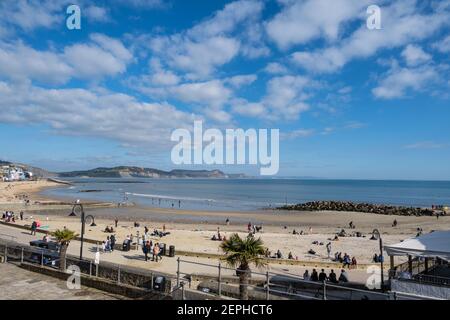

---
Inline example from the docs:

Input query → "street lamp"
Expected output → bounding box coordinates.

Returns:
[69,203,96,260]
[372,228,384,290]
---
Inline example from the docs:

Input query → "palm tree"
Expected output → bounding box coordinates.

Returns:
[220,233,267,300]
[52,229,78,271]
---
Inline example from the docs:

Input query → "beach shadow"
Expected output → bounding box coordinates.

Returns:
[122,254,147,261]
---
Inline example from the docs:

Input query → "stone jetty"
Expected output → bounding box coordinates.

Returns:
[277,201,441,216]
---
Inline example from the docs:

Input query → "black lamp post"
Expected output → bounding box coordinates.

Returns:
[372,228,384,290]
[69,203,96,260]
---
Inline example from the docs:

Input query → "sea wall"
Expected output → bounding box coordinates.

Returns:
[278,201,442,216]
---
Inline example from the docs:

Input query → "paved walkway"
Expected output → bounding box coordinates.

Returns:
[0,263,120,300]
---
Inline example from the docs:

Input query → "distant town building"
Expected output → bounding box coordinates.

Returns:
[1,165,32,182]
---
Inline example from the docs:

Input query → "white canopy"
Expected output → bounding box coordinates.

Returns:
[385,230,450,261]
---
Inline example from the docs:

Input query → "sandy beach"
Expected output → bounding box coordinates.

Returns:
[2,180,449,266]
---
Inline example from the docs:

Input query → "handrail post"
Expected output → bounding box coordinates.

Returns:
[266,271,270,300]
[176,257,180,287]
[181,282,186,300]
[218,262,222,297]
[118,265,121,284]
[41,250,44,266]
[151,272,154,290]
[4,243,7,263]
[323,280,327,300]
[21,247,24,263]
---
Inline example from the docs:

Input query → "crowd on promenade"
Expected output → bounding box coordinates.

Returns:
[302,268,349,284]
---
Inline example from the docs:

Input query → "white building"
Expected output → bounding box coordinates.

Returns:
[1,166,27,181]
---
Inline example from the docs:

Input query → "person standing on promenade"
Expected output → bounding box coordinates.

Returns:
[30,221,37,235]
[153,243,160,262]
[143,241,149,261]
[110,234,116,252]
[319,269,328,282]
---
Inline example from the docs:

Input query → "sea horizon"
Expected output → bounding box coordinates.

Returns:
[42,177,450,212]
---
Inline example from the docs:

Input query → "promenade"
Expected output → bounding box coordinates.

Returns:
[0,263,120,300]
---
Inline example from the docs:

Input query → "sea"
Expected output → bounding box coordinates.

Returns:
[41,178,450,212]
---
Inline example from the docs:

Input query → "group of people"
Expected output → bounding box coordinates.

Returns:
[101,235,117,252]
[303,268,349,283]
[334,252,357,268]
[247,222,263,234]
[142,241,164,262]
[2,210,21,223]
[211,227,228,241]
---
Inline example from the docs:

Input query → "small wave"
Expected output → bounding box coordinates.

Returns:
[125,192,215,202]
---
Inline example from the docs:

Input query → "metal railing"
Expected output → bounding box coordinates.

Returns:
[0,238,176,296]
[175,258,407,300]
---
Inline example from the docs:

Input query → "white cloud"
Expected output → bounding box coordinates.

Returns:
[291,1,450,73]
[372,64,439,99]
[0,41,73,84]
[85,6,111,23]
[232,75,313,121]
[266,0,371,49]
[151,35,240,78]
[148,0,264,78]
[432,35,450,53]
[0,81,197,148]
[0,33,133,84]
[225,74,257,88]
[401,45,431,67]
[0,0,62,31]
[169,80,232,108]
[264,62,288,75]
[231,99,266,117]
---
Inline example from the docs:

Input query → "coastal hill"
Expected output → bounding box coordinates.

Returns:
[1,160,245,179]
[58,166,244,179]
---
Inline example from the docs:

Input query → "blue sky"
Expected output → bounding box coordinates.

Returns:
[0,0,449,179]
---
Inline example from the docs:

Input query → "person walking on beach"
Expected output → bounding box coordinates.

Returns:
[326,242,332,258]
[20,211,23,221]
[114,218,118,228]
[247,222,252,232]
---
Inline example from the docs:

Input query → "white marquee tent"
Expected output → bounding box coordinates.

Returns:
[385,230,450,261]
